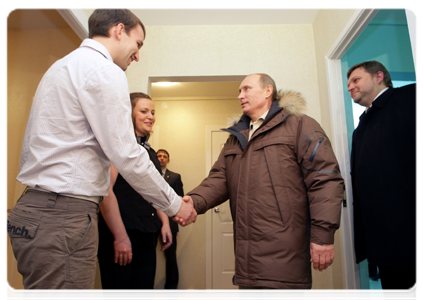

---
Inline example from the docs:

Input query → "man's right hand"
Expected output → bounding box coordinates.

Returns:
[173,196,197,226]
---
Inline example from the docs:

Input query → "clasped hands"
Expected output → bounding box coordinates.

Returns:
[172,195,197,226]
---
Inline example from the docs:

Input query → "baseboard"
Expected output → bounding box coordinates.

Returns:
[154,289,206,294]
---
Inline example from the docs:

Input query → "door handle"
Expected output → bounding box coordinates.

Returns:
[214,207,220,213]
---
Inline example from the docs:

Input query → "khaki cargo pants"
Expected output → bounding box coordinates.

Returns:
[7,190,100,289]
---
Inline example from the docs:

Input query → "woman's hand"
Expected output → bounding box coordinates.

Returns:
[114,235,133,266]
[160,224,173,251]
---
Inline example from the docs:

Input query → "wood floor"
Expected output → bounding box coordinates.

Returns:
[154,293,238,300]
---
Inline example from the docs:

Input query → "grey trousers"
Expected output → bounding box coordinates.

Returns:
[239,286,304,300]
[8,190,100,289]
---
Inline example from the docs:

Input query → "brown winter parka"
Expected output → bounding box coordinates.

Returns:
[188,91,344,289]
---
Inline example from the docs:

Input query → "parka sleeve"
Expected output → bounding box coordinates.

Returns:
[296,116,344,245]
[187,142,230,214]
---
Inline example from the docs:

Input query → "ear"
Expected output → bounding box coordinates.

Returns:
[111,23,125,41]
[265,85,273,99]
[375,71,385,85]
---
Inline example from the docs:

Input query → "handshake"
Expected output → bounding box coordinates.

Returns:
[172,195,197,226]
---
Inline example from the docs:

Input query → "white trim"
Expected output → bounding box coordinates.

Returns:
[405,8,420,88]
[325,9,378,289]
[57,9,88,40]
[205,125,224,289]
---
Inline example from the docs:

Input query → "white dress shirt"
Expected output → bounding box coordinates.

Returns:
[17,39,181,216]
[248,110,269,140]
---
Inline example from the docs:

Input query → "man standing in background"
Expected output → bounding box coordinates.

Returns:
[157,149,184,289]
[347,60,416,289]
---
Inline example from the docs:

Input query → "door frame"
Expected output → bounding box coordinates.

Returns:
[326,8,416,289]
[325,9,378,289]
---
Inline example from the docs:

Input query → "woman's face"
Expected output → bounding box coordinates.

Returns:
[132,98,155,137]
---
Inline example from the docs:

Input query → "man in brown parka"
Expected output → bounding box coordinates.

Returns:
[184,73,344,289]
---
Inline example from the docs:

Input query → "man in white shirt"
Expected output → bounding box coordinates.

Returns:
[7,9,196,289]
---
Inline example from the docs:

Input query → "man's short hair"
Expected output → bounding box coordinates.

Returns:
[347,60,393,88]
[157,149,170,159]
[88,9,146,39]
[255,73,279,102]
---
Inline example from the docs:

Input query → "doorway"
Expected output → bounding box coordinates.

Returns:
[150,77,243,289]
[326,8,415,290]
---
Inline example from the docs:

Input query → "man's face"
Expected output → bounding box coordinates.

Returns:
[115,24,145,71]
[238,74,272,121]
[347,67,383,108]
[157,152,170,169]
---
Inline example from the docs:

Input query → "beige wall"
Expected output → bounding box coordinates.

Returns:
[7,27,82,208]
[313,9,356,141]
[7,26,81,288]
[311,9,357,289]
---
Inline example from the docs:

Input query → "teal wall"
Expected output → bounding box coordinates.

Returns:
[340,9,415,290]
[341,9,415,152]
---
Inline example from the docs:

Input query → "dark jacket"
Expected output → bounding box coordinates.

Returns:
[163,169,184,233]
[351,84,416,266]
[188,91,344,289]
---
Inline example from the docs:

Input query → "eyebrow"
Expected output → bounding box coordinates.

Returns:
[239,85,251,92]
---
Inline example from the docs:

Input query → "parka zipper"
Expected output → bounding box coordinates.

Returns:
[309,137,324,162]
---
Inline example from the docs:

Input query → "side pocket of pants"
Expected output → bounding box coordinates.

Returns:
[62,212,94,254]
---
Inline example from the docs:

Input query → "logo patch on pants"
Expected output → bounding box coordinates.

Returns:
[7,217,39,239]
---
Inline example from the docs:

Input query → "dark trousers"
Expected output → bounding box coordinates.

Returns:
[98,227,158,289]
[378,264,416,289]
[163,232,179,289]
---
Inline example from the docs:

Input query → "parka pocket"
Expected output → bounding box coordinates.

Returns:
[257,137,296,229]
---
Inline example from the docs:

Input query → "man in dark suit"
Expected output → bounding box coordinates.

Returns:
[157,149,184,289]
[347,61,415,289]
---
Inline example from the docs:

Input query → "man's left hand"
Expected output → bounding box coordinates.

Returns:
[310,242,334,271]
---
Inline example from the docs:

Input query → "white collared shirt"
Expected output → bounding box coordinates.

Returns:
[367,87,389,113]
[17,39,181,216]
[249,110,269,140]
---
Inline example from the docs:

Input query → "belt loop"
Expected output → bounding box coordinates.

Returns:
[47,193,58,208]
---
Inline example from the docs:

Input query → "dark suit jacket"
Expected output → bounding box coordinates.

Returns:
[351,84,415,266]
[163,169,184,233]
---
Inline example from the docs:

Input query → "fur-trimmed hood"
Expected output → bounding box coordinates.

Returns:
[228,90,307,127]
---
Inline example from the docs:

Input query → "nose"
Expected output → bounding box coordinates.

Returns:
[347,83,354,92]
[132,51,139,62]
[238,91,244,100]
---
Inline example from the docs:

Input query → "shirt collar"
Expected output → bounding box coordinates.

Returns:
[249,110,269,127]
[366,87,389,113]
[80,38,113,62]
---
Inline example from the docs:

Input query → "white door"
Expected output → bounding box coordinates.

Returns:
[211,130,238,289]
